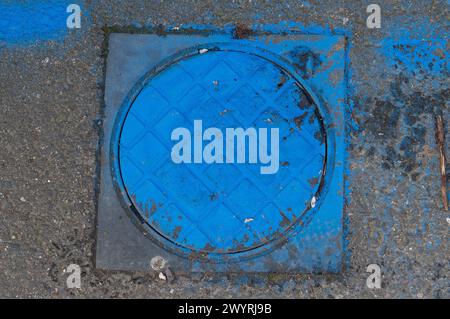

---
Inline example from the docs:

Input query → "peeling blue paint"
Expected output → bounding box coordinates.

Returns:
[381,38,449,77]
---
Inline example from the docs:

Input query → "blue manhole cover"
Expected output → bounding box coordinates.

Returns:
[112,43,327,256]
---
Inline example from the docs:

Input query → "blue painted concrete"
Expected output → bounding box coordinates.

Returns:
[0,0,77,45]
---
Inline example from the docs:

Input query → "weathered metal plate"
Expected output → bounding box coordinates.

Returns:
[97,31,347,273]
[114,44,326,255]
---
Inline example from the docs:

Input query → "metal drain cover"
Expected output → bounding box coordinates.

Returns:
[97,32,346,272]
[113,44,326,256]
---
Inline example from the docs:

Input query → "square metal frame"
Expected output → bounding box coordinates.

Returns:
[96,29,348,273]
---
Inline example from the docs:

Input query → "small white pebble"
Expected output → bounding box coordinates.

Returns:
[311,196,317,208]
[158,272,167,281]
[199,48,208,54]
[19,197,26,202]
[446,218,450,225]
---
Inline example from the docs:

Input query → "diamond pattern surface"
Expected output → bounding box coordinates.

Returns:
[118,50,326,253]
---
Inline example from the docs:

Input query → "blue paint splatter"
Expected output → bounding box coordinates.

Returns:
[0,0,78,46]
[381,38,449,77]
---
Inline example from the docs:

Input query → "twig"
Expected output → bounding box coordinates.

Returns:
[435,115,448,211]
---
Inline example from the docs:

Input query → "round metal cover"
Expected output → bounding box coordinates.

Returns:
[112,43,327,256]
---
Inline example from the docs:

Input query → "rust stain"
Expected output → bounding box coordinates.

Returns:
[233,24,254,39]
[308,177,319,187]
[314,130,325,144]
[308,112,316,124]
[433,47,445,59]
[279,210,291,228]
[327,39,345,58]
[202,243,215,252]
[293,113,308,131]
[277,73,287,89]
[328,68,343,87]
[150,201,158,213]
[187,250,208,261]
[280,161,290,167]
[172,226,182,239]
[298,91,314,110]
[139,199,162,220]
